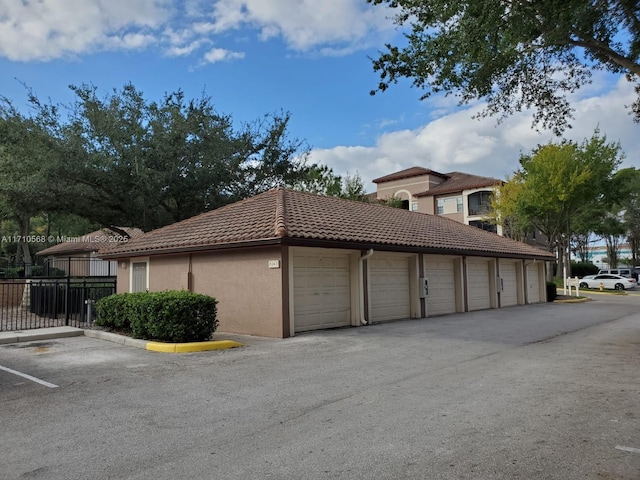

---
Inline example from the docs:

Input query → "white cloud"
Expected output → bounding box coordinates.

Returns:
[165,40,207,57]
[202,47,245,63]
[310,77,640,190]
[0,0,171,61]
[0,0,396,63]
[208,0,396,54]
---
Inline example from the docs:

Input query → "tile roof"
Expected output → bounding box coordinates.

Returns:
[100,188,553,260]
[372,167,449,184]
[415,172,502,197]
[37,227,144,256]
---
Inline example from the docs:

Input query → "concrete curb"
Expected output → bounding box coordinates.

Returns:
[0,327,245,352]
[146,340,244,353]
[85,330,244,352]
[0,327,83,345]
[554,297,590,303]
[83,329,148,349]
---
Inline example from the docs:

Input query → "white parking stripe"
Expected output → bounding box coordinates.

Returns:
[615,446,640,454]
[0,365,58,388]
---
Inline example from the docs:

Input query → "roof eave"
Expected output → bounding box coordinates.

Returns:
[98,238,284,259]
[99,235,554,262]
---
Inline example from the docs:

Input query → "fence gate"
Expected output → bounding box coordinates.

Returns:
[0,278,116,331]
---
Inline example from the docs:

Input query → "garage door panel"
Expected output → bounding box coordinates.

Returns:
[370,256,411,322]
[500,261,518,307]
[424,258,457,316]
[527,265,541,303]
[294,253,351,332]
[467,260,491,311]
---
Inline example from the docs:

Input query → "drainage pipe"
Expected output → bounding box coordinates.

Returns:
[359,249,374,325]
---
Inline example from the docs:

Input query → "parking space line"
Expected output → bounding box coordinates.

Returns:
[615,446,640,454]
[0,365,58,388]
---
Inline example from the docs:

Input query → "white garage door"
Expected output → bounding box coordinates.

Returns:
[370,255,411,322]
[499,260,518,307]
[423,257,457,316]
[467,259,491,311]
[294,252,351,332]
[527,264,541,303]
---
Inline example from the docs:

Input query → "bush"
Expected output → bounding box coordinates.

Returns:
[95,293,137,331]
[571,262,598,278]
[3,267,24,278]
[95,290,218,342]
[546,281,557,302]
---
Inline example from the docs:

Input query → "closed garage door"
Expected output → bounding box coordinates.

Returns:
[527,264,541,303]
[370,255,411,322]
[423,257,457,315]
[467,259,491,311]
[294,252,351,332]
[499,260,518,307]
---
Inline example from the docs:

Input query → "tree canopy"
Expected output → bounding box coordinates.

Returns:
[0,84,340,236]
[367,0,640,134]
[492,130,623,276]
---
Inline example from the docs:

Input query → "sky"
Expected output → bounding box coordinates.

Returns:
[1,0,638,193]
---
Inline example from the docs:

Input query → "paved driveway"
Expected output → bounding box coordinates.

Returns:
[1,295,639,480]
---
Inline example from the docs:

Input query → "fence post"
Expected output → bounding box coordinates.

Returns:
[65,275,71,326]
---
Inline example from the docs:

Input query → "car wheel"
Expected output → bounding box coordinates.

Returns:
[579,282,588,288]
[614,283,624,290]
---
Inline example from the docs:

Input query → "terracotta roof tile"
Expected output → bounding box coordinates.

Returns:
[37,227,144,256]
[101,188,553,260]
[372,167,449,184]
[415,172,501,197]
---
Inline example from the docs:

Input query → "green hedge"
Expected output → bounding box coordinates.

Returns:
[95,291,218,342]
[546,281,557,302]
[571,262,599,278]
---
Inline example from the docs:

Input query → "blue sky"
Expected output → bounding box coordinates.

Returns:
[1,0,638,192]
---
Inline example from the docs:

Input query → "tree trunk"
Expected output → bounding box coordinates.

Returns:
[15,215,32,272]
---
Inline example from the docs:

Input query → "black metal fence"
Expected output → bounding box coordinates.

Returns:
[0,278,116,331]
[0,257,118,278]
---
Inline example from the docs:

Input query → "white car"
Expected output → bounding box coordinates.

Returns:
[579,274,638,290]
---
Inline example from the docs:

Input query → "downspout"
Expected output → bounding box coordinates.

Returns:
[359,249,374,325]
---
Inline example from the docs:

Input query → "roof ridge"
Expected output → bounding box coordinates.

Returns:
[274,186,288,237]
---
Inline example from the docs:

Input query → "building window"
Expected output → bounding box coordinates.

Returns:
[411,201,419,211]
[131,261,148,292]
[469,220,497,233]
[456,196,463,213]
[437,199,444,214]
[468,191,492,216]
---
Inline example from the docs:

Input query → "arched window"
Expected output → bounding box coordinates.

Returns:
[468,191,492,216]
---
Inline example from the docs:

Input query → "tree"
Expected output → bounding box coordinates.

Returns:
[22,83,312,232]
[611,167,640,266]
[367,0,640,134]
[596,213,626,268]
[492,131,623,279]
[0,100,66,265]
[287,163,343,196]
[338,172,369,201]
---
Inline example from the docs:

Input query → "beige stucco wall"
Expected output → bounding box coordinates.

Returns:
[376,174,445,201]
[116,262,130,293]
[190,247,284,338]
[441,212,464,223]
[113,248,285,337]
[148,256,191,291]
[415,196,435,214]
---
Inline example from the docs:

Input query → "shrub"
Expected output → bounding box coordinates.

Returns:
[95,293,136,331]
[546,281,557,302]
[571,262,598,278]
[95,290,218,342]
[3,267,24,278]
[144,291,218,342]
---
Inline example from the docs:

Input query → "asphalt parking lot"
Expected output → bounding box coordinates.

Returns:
[1,293,640,480]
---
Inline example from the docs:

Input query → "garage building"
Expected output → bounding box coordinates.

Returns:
[101,187,554,338]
